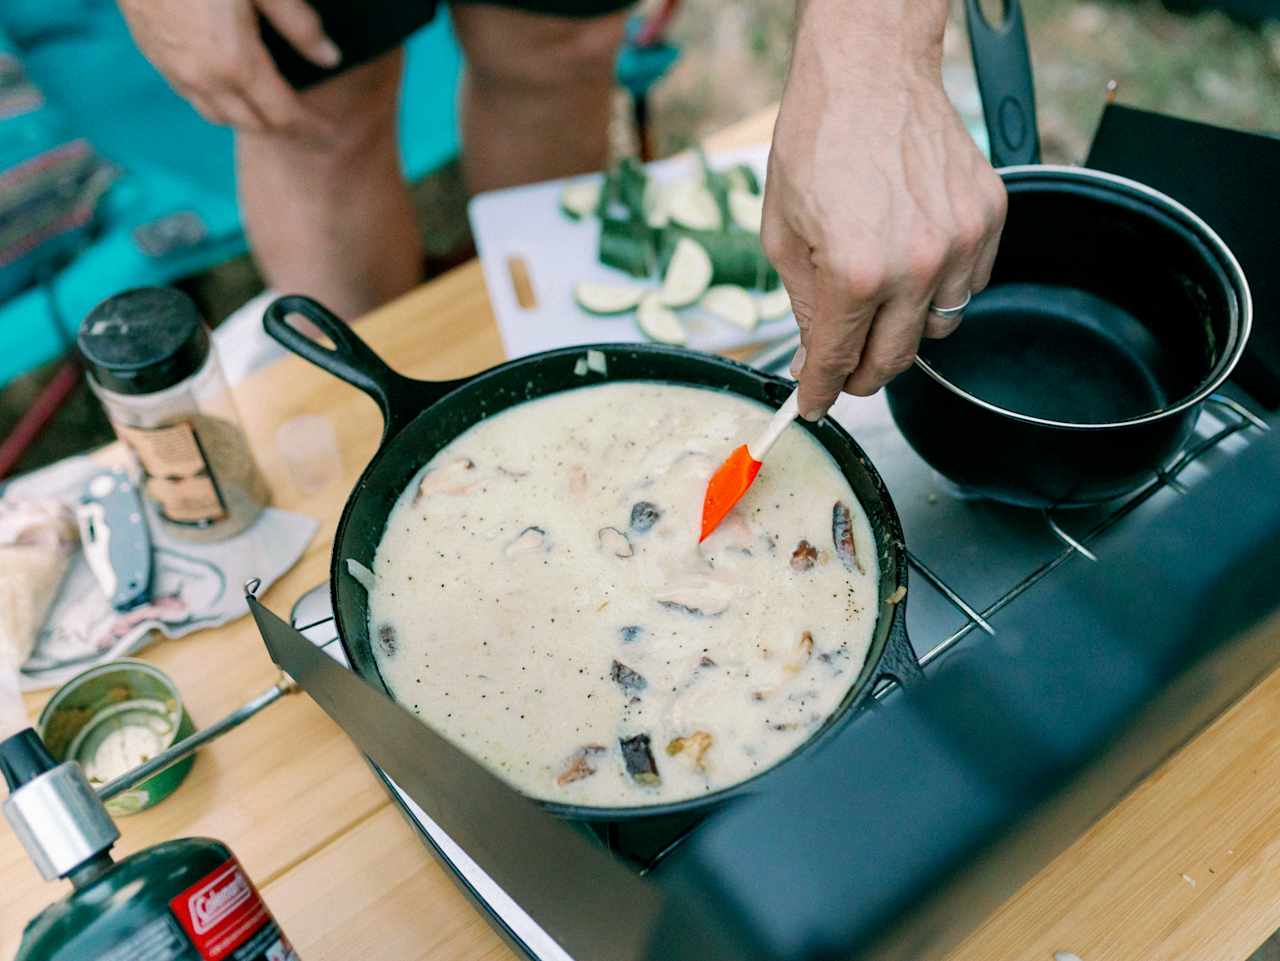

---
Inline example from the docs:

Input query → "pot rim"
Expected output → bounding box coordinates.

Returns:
[910,163,1253,431]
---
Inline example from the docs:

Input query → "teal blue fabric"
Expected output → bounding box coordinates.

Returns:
[0,1,93,47]
[0,23,113,301]
[0,0,461,387]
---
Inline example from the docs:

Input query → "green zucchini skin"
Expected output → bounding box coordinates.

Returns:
[599,217,656,278]
[617,157,650,221]
[725,163,761,195]
[658,226,779,290]
[592,156,777,290]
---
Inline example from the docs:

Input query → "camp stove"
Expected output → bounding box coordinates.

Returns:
[286,378,1280,961]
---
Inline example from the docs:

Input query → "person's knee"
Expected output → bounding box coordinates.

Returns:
[242,51,400,171]
[466,12,626,93]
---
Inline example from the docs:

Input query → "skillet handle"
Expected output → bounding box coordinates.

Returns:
[264,295,459,441]
[877,593,923,688]
[964,0,1041,168]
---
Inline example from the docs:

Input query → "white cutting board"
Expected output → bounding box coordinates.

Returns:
[468,144,798,360]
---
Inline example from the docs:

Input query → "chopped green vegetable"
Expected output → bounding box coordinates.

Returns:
[659,237,713,308]
[594,168,615,217]
[598,217,654,278]
[617,157,649,221]
[576,156,775,303]
[728,189,763,233]
[758,286,793,321]
[665,160,727,230]
[725,163,761,195]
[595,168,632,220]
[700,285,758,331]
[636,293,687,344]
[697,147,731,226]
[559,178,602,221]
[666,181,722,231]
[659,227,779,290]
[642,180,668,228]
[573,281,646,315]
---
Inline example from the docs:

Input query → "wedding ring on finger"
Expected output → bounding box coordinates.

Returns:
[928,291,972,320]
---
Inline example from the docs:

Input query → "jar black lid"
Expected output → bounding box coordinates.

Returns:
[78,287,210,396]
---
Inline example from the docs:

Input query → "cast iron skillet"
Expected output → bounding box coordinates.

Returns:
[264,295,922,826]
[883,0,1252,508]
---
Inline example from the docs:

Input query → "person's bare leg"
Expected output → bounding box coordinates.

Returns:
[450,5,629,193]
[236,49,422,318]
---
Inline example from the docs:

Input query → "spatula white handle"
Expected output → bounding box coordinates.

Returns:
[747,388,800,461]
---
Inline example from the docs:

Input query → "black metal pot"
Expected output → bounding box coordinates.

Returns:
[884,0,1252,508]
[264,296,921,858]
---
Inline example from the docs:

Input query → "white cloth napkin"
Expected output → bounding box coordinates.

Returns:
[5,454,317,691]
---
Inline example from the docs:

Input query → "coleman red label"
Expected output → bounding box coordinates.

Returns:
[169,857,298,961]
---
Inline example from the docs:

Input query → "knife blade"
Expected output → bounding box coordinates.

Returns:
[246,592,663,961]
[76,469,152,611]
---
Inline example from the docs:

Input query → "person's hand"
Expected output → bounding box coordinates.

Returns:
[763,0,1007,419]
[117,0,341,138]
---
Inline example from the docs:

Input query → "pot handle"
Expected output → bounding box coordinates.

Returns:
[264,295,461,441]
[964,0,1042,168]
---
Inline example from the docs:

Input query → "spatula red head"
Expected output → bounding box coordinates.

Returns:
[699,444,762,543]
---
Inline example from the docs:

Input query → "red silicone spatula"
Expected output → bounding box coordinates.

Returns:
[699,387,800,542]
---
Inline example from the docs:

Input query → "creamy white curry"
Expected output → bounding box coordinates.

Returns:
[363,381,878,806]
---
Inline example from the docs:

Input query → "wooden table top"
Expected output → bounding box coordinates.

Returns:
[4,108,1280,961]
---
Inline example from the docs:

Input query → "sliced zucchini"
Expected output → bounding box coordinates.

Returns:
[696,148,731,225]
[659,237,713,308]
[758,286,793,321]
[659,227,779,290]
[573,281,647,315]
[595,168,619,217]
[666,181,722,231]
[728,189,764,233]
[660,174,703,200]
[636,293,687,345]
[617,157,649,220]
[701,285,759,331]
[559,178,602,221]
[643,180,669,229]
[599,217,655,278]
[724,163,761,195]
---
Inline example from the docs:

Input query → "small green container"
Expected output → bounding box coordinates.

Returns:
[37,659,196,817]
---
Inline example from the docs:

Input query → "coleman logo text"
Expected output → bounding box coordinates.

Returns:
[189,865,252,934]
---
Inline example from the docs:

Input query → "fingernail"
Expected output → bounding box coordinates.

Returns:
[789,345,806,378]
[315,39,342,67]
[802,407,825,422]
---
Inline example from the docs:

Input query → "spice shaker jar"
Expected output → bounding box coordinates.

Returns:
[78,287,270,542]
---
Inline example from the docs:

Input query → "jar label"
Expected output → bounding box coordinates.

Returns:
[169,856,298,961]
[116,421,228,525]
